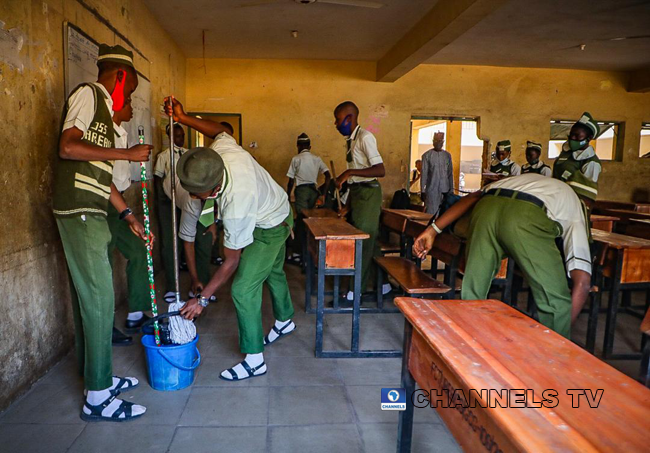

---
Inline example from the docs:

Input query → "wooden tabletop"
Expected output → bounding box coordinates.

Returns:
[590,214,620,222]
[396,297,650,452]
[632,218,650,226]
[304,218,369,240]
[301,208,339,219]
[596,208,650,221]
[591,228,650,249]
[382,208,433,221]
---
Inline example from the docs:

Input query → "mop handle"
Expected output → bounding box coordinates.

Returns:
[138,126,161,346]
[168,103,181,305]
[330,160,343,212]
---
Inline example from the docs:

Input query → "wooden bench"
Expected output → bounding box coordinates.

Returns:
[374,257,452,308]
[379,240,401,255]
[301,207,339,219]
[395,297,650,453]
[381,208,433,258]
[591,214,619,233]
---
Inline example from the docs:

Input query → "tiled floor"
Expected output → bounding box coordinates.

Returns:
[0,261,645,452]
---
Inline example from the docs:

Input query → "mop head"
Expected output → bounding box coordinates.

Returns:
[167,301,197,345]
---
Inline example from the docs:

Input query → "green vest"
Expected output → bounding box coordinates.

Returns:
[52,83,115,217]
[552,149,600,201]
[522,163,550,175]
[490,161,516,175]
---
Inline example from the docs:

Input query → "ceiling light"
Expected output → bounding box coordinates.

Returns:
[579,44,586,51]
[291,30,299,38]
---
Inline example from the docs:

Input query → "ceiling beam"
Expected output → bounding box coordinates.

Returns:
[376,0,508,83]
[628,68,650,93]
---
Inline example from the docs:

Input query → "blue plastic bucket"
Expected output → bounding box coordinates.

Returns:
[141,334,200,391]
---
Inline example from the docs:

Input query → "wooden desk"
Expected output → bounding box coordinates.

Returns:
[381,209,433,258]
[301,208,339,219]
[625,218,650,240]
[304,218,400,358]
[395,298,650,453]
[591,229,650,359]
[591,214,619,233]
[635,203,650,214]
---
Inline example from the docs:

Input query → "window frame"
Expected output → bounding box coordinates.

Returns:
[548,119,623,162]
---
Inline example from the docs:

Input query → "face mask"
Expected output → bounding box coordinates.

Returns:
[337,115,353,137]
[568,139,588,151]
[528,158,539,165]
[111,70,127,111]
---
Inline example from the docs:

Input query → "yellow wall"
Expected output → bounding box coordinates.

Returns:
[0,0,186,410]
[186,59,650,203]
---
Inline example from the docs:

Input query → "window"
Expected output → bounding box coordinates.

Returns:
[641,123,650,158]
[548,120,620,161]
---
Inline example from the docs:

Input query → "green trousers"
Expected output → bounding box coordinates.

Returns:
[194,222,213,286]
[231,214,295,354]
[461,195,572,338]
[106,204,150,312]
[56,215,114,390]
[157,193,181,291]
[349,183,382,291]
[294,184,319,255]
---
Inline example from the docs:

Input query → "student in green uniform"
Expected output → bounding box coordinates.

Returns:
[286,133,331,262]
[54,44,152,421]
[165,96,295,381]
[488,140,521,180]
[413,174,592,339]
[108,97,152,336]
[332,101,391,300]
[552,112,601,206]
[521,141,552,177]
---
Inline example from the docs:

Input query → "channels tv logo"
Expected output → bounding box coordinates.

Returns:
[381,388,406,411]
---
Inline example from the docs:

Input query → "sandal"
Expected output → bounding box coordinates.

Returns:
[219,360,267,381]
[80,394,145,422]
[113,376,138,392]
[264,321,296,346]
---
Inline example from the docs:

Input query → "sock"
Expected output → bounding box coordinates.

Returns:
[220,353,266,380]
[111,376,138,390]
[127,312,143,321]
[266,319,295,344]
[86,388,112,406]
[382,283,392,295]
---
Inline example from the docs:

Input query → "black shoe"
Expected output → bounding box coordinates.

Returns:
[124,314,151,333]
[112,327,133,346]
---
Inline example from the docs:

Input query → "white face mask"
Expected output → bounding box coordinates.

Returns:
[500,158,510,165]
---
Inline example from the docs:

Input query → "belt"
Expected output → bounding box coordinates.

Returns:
[349,180,379,188]
[485,188,545,210]
[297,183,317,188]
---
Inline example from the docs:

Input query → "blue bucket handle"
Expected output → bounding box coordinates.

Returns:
[158,346,201,371]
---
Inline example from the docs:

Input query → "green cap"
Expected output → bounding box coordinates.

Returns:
[526,141,542,152]
[97,44,135,70]
[496,140,511,152]
[576,112,600,138]
[177,147,225,194]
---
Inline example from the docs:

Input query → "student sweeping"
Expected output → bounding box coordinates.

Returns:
[552,112,601,206]
[165,96,295,381]
[413,173,592,339]
[107,97,153,337]
[487,140,521,181]
[521,141,551,176]
[53,44,152,421]
[332,101,391,300]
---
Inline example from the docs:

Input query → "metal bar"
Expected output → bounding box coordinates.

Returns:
[603,249,624,358]
[318,350,402,358]
[397,320,415,453]
[502,259,516,307]
[351,239,362,353]
[305,244,313,313]
[315,239,326,357]
[333,276,340,310]
[168,111,181,304]
[376,265,384,310]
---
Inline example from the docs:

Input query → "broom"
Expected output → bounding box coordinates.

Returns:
[138,126,161,346]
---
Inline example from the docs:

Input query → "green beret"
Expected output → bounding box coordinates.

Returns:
[526,141,542,152]
[576,112,600,138]
[177,147,225,194]
[97,44,135,70]
[496,140,511,152]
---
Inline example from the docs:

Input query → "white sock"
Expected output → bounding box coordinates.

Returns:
[86,388,112,406]
[346,291,354,301]
[382,283,392,295]
[111,376,138,390]
[266,319,295,344]
[220,353,266,379]
[127,312,143,321]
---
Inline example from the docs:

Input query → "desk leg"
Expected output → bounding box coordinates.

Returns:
[397,321,415,453]
[603,249,623,359]
[376,265,384,310]
[586,265,603,354]
[333,276,340,310]
[315,240,326,357]
[351,239,362,354]
[305,246,313,313]
[502,259,516,307]
[405,235,414,261]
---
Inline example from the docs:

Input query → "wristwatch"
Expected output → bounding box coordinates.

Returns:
[196,293,209,308]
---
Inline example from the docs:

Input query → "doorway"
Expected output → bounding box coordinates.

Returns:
[187,112,242,147]
[409,116,484,195]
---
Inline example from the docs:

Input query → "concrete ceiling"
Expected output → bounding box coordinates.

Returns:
[142,0,439,61]
[426,0,650,71]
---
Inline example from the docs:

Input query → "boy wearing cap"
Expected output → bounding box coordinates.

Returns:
[488,140,521,179]
[165,96,295,381]
[421,131,454,217]
[521,141,552,177]
[54,44,152,421]
[107,97,152,336]
[552,112,601,205]
[333,101,390,300]
[413,173,592,339]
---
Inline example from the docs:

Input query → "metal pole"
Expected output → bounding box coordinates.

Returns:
[168,105,181,304]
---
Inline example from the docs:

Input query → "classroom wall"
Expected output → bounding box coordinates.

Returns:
[185,59,650,202]
[0,0,185,411]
